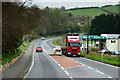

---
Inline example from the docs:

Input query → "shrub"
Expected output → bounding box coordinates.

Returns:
[90,46,99,52]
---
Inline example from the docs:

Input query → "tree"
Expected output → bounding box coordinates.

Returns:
[2,2,82,55]
[2,3,24,54]
[45,6,49,10]
[90,14,120,35]
[80,22,89,33]
[60,6,65,11]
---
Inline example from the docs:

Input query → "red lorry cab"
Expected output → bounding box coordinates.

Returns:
[62,34,82,57]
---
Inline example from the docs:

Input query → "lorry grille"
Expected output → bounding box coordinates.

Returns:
[71,49,78,52]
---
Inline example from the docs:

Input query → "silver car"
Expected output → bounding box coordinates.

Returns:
[41,37,45,40]
[99,49,110,54]
[53,46,62,56]
[112,50,120,55]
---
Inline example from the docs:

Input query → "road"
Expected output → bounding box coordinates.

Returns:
[26,38,70,79]
[25,37,119,80]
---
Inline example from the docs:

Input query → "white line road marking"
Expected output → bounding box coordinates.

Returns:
[51,41,56,47]
[68,57,117,80]
[65,66,81,70]
[88,66,93,69]
[44,38,117,80]
[43,40,72,79]
[108,76,112,78]
[64,56,84,66]
[58,64,61,66]
[23,45,35,79]
[44,41,53,51]
[65,71,69,75]
[45,37,61,42]
[96,70,104,74]
[44,49,72,79]
[82,57,119,69]
[61,67,64,70]
[70,76,72,78]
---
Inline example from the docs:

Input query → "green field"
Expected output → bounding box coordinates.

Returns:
[65,8,107,17]
[103,5,119,14]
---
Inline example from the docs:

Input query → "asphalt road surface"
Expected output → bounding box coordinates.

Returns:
[26,39,70,79]
[26,37,120,80]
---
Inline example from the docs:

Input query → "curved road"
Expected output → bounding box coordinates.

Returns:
[26,37,119,80]
[27,39,69,78]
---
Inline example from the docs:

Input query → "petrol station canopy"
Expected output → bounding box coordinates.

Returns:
[80,36,106,40]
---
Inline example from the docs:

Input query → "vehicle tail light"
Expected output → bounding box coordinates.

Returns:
[39,48,42,50]
[36,48,38,50]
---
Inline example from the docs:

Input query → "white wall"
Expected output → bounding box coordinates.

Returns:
[106,39,118,51]
[118,39,120,51]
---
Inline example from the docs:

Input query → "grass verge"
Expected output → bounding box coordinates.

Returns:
[52,39,120,66]
[2,41,31,65]
[81,53,120,66]
[52,39,62,46]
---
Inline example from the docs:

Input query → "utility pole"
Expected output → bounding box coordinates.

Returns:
[87,16,89,55]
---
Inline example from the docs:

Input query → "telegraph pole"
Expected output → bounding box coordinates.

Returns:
[87,16,89,55]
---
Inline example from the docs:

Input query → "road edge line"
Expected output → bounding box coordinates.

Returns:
[49,37,119,69]
[22,44,35,79]
[45,38,118,80]
[82,57,119,69]
[43,40,73,79]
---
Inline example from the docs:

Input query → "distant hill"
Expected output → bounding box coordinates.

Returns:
[65,5,119,17]
[65,7,107,17]
[101,5,120,14]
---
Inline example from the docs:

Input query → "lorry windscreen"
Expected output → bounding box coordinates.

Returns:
[69,43,81,47]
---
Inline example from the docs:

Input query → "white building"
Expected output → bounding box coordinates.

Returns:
[101,34,120,51]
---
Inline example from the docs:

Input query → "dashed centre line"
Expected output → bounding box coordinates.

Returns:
[88,66,93,69]
[44,38,116,79]
[96,70,104,74]
[107,76,113,78]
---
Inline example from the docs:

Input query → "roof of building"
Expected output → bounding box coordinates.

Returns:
[67,36,80,43]
[80,35,106,39]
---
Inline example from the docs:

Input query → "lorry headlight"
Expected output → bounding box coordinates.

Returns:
[68,52,71,54]
[78,52,80,54]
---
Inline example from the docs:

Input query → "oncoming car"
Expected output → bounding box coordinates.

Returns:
[36,47,42,52]
[41,37,45,40]
[53,46,62,55]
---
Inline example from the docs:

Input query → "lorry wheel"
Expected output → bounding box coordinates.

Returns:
[65,50,67,56]
[65,51,69,57]
[65,53,69,57]
[66,54,69,57]
[65,52,67,56]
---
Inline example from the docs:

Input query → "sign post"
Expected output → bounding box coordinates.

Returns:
[87,16,89,55]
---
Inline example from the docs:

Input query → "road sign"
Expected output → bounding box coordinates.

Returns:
[80,36,106,40]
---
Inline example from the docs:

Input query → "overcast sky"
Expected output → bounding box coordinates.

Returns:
[25,0,119,9]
